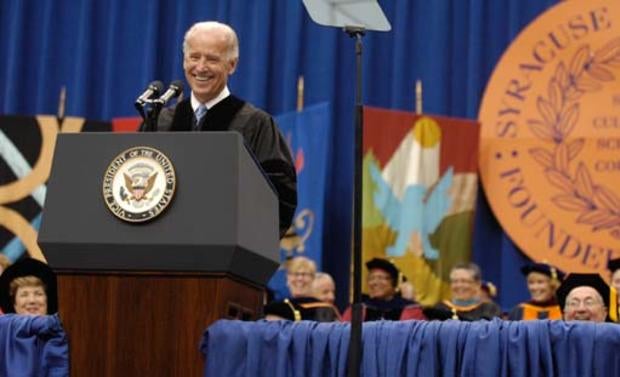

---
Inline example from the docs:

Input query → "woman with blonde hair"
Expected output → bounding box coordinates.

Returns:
[0,258,57,316]
[264,256,340,322]
[508,262,564,320]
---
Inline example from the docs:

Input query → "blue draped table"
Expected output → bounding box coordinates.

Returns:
[201,319,620,377]
[0,314,69,376]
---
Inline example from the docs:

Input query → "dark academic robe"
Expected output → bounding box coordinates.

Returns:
[508,298,562,320]
[431,300,501,321]
[342,295,426,321]
[157,96,297,237]
[263,297,341,322]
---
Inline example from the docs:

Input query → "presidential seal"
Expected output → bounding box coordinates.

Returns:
[478,0,620,275]
[102,146,176,222]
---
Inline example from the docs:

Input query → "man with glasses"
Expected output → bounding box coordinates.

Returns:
[557,273,610,323]
[426,262,501,321]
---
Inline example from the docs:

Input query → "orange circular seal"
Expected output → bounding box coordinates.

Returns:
[479,0,620,276]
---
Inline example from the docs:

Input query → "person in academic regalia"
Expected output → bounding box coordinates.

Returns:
[263,256,341,322]
[342,258,425,321]
[155,21,296,238]
[557,273,612,323]
[0,258,57,316]
[429,262,501,321]
[508,262,564,320]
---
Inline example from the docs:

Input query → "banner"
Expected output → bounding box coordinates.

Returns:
[362,107,479,306]
[268,102,333,300]
[0,115,110,262]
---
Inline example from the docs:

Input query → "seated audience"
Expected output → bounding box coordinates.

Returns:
[508,262,564,320]
[342,258,425,321]
[557,273,610,323]
[263,256,340,322]
[428,262,501,321]
[0,258,57,316]
[312,272,336,305]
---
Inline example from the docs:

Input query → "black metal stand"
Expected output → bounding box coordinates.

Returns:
[345,25,365,377]
[137,102,163,132]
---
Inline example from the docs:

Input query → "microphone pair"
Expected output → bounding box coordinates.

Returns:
[135,80,184,107]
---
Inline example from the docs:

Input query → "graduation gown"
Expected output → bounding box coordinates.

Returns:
[431,300,501,321]
[157,96,297,237]
[508,298,562,320]
[263,297,341,322]
[342,295,426,321]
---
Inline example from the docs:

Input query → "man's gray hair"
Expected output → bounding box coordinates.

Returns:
[451,262,482,282]
[182,21,239,60]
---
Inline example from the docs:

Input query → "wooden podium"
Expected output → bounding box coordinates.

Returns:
[38,132,279,376]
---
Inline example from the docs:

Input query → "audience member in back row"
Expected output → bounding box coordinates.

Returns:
[556,273,611,323]
[508,262,564,320]
[342,258,425,321]
[427,262,501,321]
[0,258,58,316]
[263,256,340,322]
[312,272,336,305]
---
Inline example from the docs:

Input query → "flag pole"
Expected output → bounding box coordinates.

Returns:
[297,76,304,112]
[415,79,423,114]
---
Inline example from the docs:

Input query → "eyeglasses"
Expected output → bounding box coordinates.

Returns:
[450,279,475,284]
[288,272,314,278]
[564,298,604,310]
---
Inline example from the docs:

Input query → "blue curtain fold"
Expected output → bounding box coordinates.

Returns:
[201,319,620,377]
[0,314,69,376]
[0,0,561,310]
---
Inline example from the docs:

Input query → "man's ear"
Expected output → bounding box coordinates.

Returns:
[229,58,238,74]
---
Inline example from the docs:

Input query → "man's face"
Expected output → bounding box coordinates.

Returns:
[312,277,335,304]
[563,286,607,322]
[449,268,478,302]
[183,29,237,103]
[367,268,395,300]
[527,272,554,302]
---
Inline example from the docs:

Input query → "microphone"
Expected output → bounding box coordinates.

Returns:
[135,80,164,106]
[155,80,184,105]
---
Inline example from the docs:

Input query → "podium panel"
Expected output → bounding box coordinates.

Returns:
[38,132,279,376]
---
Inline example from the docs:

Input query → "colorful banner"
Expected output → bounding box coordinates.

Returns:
[268,102,333,300]
[0,115,110,262]
[362,107,479,306]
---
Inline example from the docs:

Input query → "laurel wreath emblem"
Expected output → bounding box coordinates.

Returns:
[527,38,620,239]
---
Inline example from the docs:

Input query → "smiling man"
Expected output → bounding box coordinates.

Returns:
[157,21,296,238]
[557,273,610,323]
[429,262,501,321]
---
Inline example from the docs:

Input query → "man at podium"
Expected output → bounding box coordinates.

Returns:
[157,21,297,237]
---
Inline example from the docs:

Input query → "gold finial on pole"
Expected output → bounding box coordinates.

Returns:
[297,76,304,112]
[57,85,66,120]
[415,79,423,114]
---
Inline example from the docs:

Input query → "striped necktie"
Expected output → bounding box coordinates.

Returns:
[193,104,207,131]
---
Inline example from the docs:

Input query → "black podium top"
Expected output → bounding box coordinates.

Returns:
[38,132,279,286]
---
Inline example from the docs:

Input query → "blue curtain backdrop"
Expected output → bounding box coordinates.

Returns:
[0,0,559,310]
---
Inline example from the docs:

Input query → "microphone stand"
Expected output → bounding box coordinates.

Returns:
[137,100,163,132]
[345,25,364,377]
